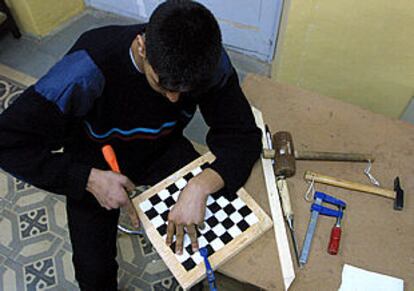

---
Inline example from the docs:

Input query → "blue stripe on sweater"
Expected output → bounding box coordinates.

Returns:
[34,50,105,116]
[84,121,177,139]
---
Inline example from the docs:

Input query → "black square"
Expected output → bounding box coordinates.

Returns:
[222,218,235,229]
[238,205,252,217]
[182,258,197,271]
[183,172,194,181]
[145,208,158,220]
[208,202,221,213]
[169,241,176,252]
[161,210,169,221]
[149,195,161,205]
[167,183,179,194]
[237,220,250,232]
[226,192,238,202]
[157,224,167,236]
[164,197,175,207]
[220,233,233,244]
[204,230,218,242]
[200,162,210,170]
[205,244,214,256]
[206,216,219,227]
[185,244,194,255]
[223,204,236,215]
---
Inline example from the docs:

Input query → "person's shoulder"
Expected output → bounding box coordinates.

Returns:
[68,24,146,54]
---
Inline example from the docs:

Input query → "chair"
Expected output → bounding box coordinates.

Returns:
[0,0,21,38]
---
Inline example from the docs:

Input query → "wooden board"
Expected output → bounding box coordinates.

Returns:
[252,107,295,290]
[219,74,414,290]
[132,152,273,290]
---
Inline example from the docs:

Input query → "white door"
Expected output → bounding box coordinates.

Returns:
[86,0,282,62]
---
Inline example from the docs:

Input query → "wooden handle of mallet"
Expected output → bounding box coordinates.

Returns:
[304,171,396,199]
[263,149,374,162]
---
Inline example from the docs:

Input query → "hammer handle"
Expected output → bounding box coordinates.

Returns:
[296,151,374,162]
[304,171,395,199]
[263,149,374,162]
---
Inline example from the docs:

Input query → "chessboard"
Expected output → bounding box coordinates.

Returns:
[132,152,272,290]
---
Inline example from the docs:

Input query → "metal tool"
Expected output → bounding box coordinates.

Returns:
[101,144,145,235]
[299,192,346,266]
[304,171,404,210]
[265,125,300,266]
[200,247,217,291]
[262,131,374,177]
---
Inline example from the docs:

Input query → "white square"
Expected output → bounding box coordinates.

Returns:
[191,167,202,176]
[198,236,208,248]
[232,197,245,210]
[183,233,191,248]
[198,223,210,235]
[158,189,170,200]
[176,178,187,189]
[228,225,242,237]
[172,191,180,201]
[176,250,190,263]
[245,213,259,226]
[154,202,168,213]
[229,211,243,223]
[192,253,204,265]
[206,195,215,205]
[210,238,225,251]
[216,196,229,208]
[204,208,213,220]
[212,224,226,236]
[215,210,227,222]
[151,215,164,228]
[139,200,152,212]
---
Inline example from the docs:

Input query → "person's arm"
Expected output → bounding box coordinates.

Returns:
[199,68,262,194]
[0,50,104,200]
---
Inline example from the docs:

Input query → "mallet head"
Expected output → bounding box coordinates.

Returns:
[273,131,296,177]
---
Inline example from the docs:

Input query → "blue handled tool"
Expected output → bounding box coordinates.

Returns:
[200,247,217,291]
[299,192,346,266]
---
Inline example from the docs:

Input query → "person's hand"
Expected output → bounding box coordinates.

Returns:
[166,180,208,254]
[87,168,139,228]
[166,168,225,254]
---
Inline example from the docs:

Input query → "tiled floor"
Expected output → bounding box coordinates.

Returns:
[0,8,265,291]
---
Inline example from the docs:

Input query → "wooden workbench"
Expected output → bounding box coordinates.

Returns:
[219,75,414,290]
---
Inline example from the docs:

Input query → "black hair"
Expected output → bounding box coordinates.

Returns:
[145,0,222,92]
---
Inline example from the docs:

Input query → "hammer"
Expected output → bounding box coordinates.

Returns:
[304,171,404,210]
[263,131,374,178]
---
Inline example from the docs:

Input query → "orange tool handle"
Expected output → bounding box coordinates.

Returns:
[102,145,121,173]
[328,226,341,255]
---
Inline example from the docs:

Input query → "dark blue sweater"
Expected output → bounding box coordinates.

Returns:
[0,24,261,200]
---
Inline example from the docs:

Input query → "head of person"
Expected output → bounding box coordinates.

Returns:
[135,0,222,102]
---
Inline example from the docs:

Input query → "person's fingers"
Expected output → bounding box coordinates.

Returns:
[124,199,140,228]
[175,224,185,255]
[166,221,175,246]
[187,224,199,252]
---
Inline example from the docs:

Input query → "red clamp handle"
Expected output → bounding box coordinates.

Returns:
[328,226,341,255]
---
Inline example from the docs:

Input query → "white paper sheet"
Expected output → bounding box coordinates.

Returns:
[338,264,404,291]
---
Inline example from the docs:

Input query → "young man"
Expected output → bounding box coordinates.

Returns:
[0,0,261,289]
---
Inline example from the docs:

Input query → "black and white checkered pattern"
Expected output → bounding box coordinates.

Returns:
[139,162,259,271]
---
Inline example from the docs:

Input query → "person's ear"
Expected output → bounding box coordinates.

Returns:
[136,35,146,59]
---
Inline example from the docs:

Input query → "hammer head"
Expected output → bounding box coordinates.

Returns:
[273,131,296,177]
[394,177,404,210]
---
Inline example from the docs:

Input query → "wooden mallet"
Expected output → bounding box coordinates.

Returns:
[304,171,404,210]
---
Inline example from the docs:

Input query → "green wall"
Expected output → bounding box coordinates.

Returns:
[273,0,414,118]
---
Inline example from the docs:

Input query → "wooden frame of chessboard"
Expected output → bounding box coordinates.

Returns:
[132,152,273,290]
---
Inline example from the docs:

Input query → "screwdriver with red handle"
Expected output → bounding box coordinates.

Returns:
[328,206,344,255]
